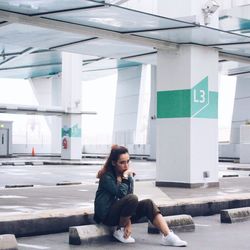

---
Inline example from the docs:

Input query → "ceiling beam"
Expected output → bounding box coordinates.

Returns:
[219,52,250,65]
[0,104,97,116]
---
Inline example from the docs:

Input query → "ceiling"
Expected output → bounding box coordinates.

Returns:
[0,0,250,79]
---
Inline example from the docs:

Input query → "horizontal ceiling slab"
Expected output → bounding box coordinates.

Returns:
[56,38,156,58]
[132,26,250,46]
[42,5,195,33]
[0,0,104,15]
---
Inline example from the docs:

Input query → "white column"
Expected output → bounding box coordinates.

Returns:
[147,65,157,160]
[61,52,82,160]
[230,76,250,163]
[30,75,62,154]
[112,66,142,150]
[156,45,219,188]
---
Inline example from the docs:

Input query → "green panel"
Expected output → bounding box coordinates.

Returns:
[61,124,81,138]
[157,89,191,118]
[157,77,218,119]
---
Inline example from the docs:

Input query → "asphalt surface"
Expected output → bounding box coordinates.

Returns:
[1,158,250,250]
[16,214,250,250]
[1,161,250,214]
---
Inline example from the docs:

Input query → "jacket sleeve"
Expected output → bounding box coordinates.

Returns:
[101,174,133,199]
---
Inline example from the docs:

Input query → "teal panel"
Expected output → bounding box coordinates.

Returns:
[157,89,191,118]
[62,124,81,138]
[157,77,218,119]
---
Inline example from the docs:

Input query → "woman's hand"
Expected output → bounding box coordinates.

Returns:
[117,176,122,183]
[123,219,132,239]
[123,168,135,178]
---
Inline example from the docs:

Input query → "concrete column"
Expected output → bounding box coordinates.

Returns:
[230,76,250,162]
[61,52,82,160]
[112,65,142,148]
[156,45,219,188]
[30,75,61,154]
[147,65,157,160]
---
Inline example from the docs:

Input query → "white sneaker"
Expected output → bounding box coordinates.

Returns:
[161,231,187,247]
[113,228,135,243]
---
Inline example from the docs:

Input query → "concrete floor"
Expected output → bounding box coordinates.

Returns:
[16,215,250,250]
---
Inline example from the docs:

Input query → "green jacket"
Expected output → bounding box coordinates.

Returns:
[94,170,134,223]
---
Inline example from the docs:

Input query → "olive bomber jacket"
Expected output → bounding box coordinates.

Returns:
[94,170,134,223]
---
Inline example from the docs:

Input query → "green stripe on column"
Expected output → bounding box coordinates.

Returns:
[157,90,218,119]
[157,89,191,118]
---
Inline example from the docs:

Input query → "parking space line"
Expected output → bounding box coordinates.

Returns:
[18,243,50,249]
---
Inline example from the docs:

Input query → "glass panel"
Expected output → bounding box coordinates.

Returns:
[220,15,250,33]
[0,43,25,55]
[2,51,61,68]
[57,38,156,58]
[0,0,103,15]
[43,5,194,33]
[228,65,250,76]
[134,26,250,45]
[218,44,250,57]
[0,23,94,49]
[0,64,61,79]
[82,58,140,71]
[220,5,250,22]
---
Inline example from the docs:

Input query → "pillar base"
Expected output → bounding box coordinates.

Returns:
[155,181,219,188]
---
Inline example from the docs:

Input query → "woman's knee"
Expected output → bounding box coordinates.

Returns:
[125,194,138,206]
[139,199,160,221]
[140,198,154,206]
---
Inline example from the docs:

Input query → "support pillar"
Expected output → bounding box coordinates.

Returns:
[156,45,219,188]
[113,65,142,148]
[148,65,157,160]
[61,52,82,160]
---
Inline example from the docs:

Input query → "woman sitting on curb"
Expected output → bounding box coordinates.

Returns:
[94,145,187,247]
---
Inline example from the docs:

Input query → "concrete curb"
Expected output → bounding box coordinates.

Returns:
[56,182,82,186]
[31,161,44,166]
[1,195,250,237]
[222,174,239,178]
[13,162,25,166]
[69,214,194,245]
[5,184,34,188]
[0,234,18,250]
[69,225,112,245]
[148,214,195,234]
[0,208,95,237]
[220,207,250,223]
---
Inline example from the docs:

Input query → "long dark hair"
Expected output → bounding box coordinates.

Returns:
[97,145,128,179]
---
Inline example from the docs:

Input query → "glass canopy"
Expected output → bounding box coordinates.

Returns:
[0,23,95,49]
[0,0,104,15]
[133,26,250,46]
[217,43,250,58]
[56,38,156,58]
[43,5,195,33]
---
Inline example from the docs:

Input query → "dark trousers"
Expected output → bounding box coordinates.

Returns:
[103,194,160,226]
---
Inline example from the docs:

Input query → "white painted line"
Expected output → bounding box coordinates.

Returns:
[195,223,211,227]
[0,195,27,199]
[18,243,50,249]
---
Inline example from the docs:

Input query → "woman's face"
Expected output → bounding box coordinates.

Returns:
[114,153,130,175]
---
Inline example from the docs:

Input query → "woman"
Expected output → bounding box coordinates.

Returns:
[94,145,187,246]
